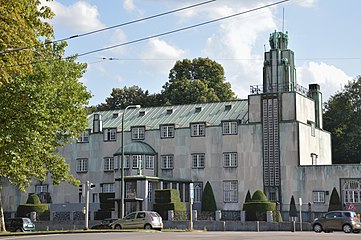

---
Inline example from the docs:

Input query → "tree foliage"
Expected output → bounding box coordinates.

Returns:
[328,187,342,211]
[95,86,164,111]
[201,181,217,212]
[323,76,361,164]
[0,41,90,189]
[0,42,91,231]
[0,0,54,83]
[162,57,236,105]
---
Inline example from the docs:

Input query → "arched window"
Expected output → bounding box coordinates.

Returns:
[343,180,361,203]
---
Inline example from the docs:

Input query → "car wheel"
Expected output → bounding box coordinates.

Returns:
[343,224,352,233]
[15,228,23,232]
[114,224,122,229]
[144,224,152,230]
[353,230,360,233]
[313,224,323,233]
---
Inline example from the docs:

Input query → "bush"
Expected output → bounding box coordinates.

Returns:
[289,195,297,218]
[17,194,50,220]
[328,187,342,211]
[243,190,276,221]
[201,182,217,212]
[153,189,186,220]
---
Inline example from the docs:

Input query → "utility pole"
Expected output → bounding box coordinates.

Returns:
[82,181,95,230]
[189,183,194,230]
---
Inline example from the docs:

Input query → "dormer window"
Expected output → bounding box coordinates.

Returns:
[195,107,202,113]
[139,111,146,117]
[225,105,232,111]
[112,113,119,118]
[167,109,173,115]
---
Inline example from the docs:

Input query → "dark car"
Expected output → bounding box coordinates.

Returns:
[5,217,35,232]
[90,218,117,229]
[312,210,361,233]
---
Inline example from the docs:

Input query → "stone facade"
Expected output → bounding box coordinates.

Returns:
[2,31,361,217]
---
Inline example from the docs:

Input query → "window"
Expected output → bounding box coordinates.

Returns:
[77,130,90,142]
[313,191,325,203]
[343,180,361,203]
[222,121,238,135]
[147,182,152,203]
[132,155,143,169]
[223,152,237,167]
[101,183,114,193]
[104,157,114,171]
[194,182,203,203]
[161,125,175,138]
[161,155,174,169]
[76,158,88,173]
[192,154,205,169]
[103,128,117,141]
[145,155,154,169]
[132,126,145,140]
[224,181,238,202]
[35,185,48,194]
[191,123,205,137]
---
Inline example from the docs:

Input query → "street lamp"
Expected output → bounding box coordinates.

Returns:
[121,104,141,218]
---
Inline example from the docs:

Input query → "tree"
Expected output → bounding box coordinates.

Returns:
[201,181,217,212]
[95,86,164,111]
[323,76,361,164]
[0,41,91,231]
[328,187,342,211]
[289,196,297,219]
[162,57,236,105]
[0,0,54,83]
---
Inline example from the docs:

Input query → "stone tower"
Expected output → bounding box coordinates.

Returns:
[262,31,296,202]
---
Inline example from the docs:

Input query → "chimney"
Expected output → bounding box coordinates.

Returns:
[93,114,103,133]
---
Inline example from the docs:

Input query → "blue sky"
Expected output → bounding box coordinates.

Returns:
[41,0,361,106]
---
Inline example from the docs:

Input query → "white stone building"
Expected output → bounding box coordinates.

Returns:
[2,31,361,219]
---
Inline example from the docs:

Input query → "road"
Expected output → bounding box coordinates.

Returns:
[0,231,360,240]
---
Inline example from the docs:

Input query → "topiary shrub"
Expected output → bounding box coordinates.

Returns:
[243,190,276,221]
[201,181,217,212]
[153,189,186,220]
[328,187,342,211]
[16,194,50,220]
[242,190,252,211]
[289,195,297,220]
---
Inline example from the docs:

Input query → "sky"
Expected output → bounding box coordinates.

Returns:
[40,0,361,106]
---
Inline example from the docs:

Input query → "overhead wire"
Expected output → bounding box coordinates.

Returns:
[4,0,290,68]
[77,0,290,57]
[0,0,216,55]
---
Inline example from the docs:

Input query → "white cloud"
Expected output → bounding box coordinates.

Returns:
[297,61,352,100]
[123,0,136,11]
[203,6,277,99]
[141,38,186,74]
[108,29,128,55]
[43,0,105,33]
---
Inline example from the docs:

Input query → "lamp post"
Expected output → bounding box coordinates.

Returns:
[121,104,141,218]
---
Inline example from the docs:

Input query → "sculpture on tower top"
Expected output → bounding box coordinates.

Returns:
[269,30,288,50]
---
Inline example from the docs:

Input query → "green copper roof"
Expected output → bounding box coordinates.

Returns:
[114,141,156,155]
[88,100,248,131]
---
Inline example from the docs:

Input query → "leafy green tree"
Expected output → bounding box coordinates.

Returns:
[323,76,361,163]
[95,86,164,111]
[0,41,91,231]
[0,0,54,83]
[328,187,342,211]
[201,181,217,212]
[162,57,236,105]
[289,195,297,219]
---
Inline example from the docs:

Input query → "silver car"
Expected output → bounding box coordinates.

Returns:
[312,210,361,233]
[111,211,163,230]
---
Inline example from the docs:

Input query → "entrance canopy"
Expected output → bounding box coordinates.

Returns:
[114,141,156,156]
